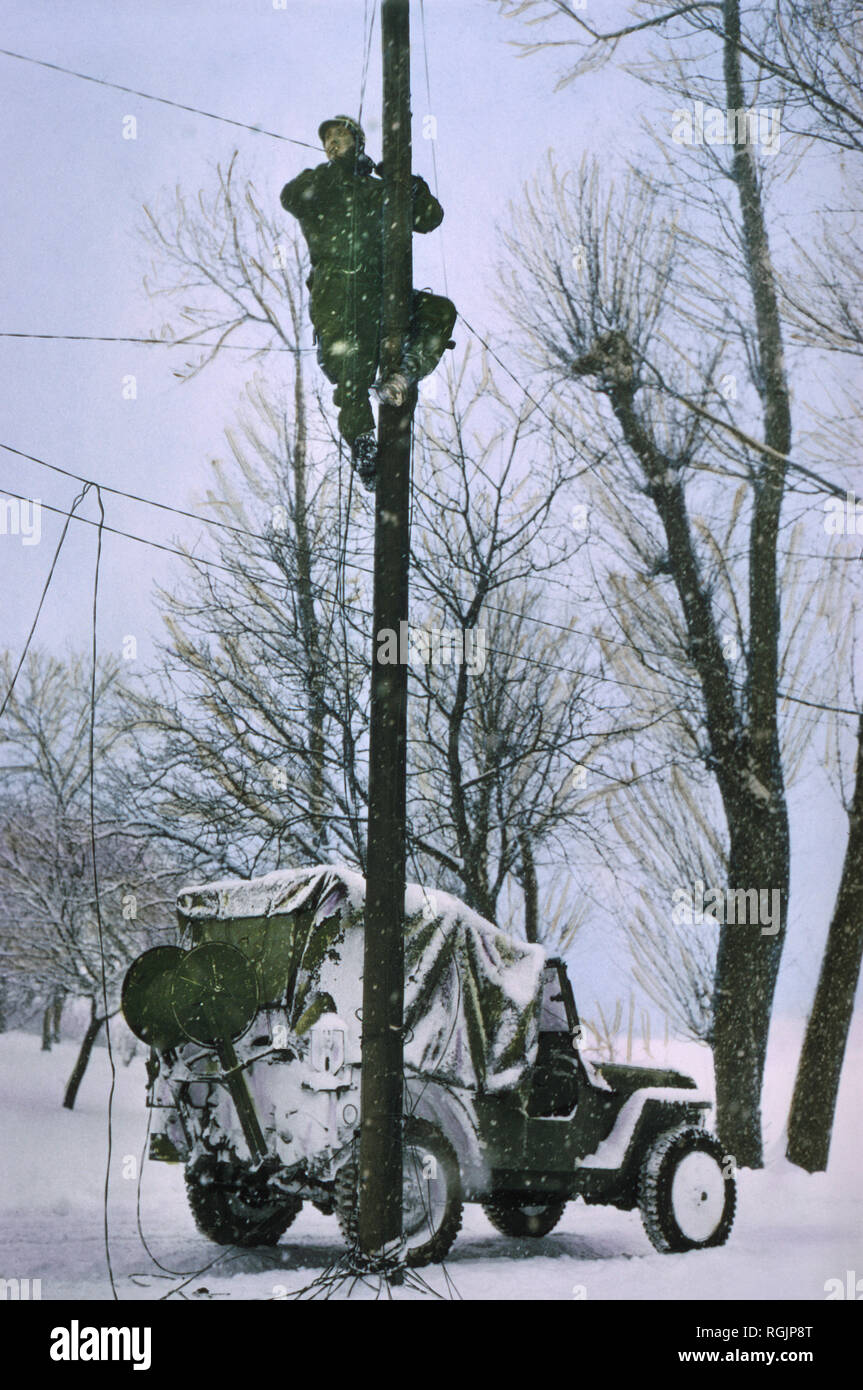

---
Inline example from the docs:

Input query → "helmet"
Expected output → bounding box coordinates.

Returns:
[318,115,366,150]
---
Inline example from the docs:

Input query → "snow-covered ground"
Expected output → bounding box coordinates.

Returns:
[1,1027,860,1301]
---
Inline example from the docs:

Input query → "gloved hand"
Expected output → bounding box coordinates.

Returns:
[374,162,425,193]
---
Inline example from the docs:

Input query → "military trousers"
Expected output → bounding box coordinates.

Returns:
[310,267,457,445]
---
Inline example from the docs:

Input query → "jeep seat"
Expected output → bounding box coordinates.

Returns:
[528,1032,580,1117]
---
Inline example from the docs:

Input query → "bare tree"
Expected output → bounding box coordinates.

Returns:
[122,377,372,878]
[498,869,588,951]
[126,354,601,931]
[503,158,798,1162]
[610,766,725,1044]
[136,159,604,937]
[407,357,596,926]
[492,0,863,1167]
[787,585,863,1170]
[141,152,312,379]
[786,708,863,1169]
[131,156,374,876]
[495,0,863,153]
[0,652,178,1106]
[582,486,852,1047]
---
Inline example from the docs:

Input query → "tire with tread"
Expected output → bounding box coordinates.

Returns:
[185,1154,302,1247]
[482,1194,567,1238]
[638,1125,735,1253]
[335,1116,463,1268]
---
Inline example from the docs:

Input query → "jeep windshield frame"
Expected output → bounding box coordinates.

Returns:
[542,957,580,1036]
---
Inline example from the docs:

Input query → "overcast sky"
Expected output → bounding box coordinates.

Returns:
[0,1,859,1040]
[0,0,649,648]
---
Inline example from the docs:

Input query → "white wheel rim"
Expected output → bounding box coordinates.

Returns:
[670,1150,727,1242]
[402,1143,447,1250]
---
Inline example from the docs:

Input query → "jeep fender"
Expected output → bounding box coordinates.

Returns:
[404,1077,488,1197]
[577,1087,711,1177]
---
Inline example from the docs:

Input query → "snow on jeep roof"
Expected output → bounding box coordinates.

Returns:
[176,863,546,1091]
[176,863,366,925]
[177,861,524,946]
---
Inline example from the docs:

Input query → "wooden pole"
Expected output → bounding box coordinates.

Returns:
[358,0,413,1257]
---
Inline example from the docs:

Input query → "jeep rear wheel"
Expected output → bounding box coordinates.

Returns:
[335,1117,463,1268]
[482,1195,567,1238]
[638,1126,735,1253]
[185,1154,302,1247]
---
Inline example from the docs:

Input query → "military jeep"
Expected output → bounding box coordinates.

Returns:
[122,865,735,1267]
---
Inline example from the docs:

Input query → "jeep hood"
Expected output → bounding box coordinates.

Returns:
[594,1062,698,1095]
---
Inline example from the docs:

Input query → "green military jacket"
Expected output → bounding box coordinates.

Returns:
[280,158,443,280]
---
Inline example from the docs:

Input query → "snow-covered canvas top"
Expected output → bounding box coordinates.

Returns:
[176,863,546,1094]
[177,863,367,925]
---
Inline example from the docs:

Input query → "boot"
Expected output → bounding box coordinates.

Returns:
[350,431,377,492]
[370,370,414,408]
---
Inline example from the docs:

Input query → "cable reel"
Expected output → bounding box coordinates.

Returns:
[121,945,187,1052]
[170,942,259,1046]
[122,941,267,1163]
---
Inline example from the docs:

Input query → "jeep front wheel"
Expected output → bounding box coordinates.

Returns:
[482,1195,566,1238]
[638,1126,736,1253]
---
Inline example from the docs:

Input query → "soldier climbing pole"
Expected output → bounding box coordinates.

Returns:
[357,0,413,1259]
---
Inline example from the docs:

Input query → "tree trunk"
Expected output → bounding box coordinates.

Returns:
[63,1003,104,1110]
[606,376,789,1166]
[786,713,863,1171]
[519,833,539,944]
[41,1002,53,1052]
[713,802,789,1167]
[51,990,64,1044]
[290,353,328,853]
[702,0,794,1168]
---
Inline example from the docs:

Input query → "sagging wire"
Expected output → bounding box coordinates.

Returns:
[0,330,317,352]
[4,447,857,722]
[358,0,378,132]
[418,0,450,303]
[337,461,367,873]
[0,47,318,149]
[0,481,91,720]
[324,0,378,871]
[87,486,120,1301]
[2,476,848,729]
[134,1107,218,1280]
[132,1087,316,1298]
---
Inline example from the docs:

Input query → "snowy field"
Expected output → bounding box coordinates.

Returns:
[1,1027,860,1302]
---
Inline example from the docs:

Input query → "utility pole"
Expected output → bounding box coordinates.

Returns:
[358,0,413,1258]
